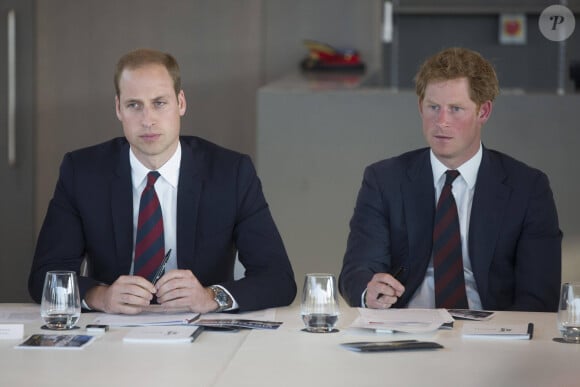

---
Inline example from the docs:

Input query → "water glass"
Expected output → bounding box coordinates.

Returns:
[40,271,81,330]
[300,273,340,333]
[557,282,580,343]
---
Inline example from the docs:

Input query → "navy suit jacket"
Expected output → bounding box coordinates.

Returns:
[339,147,562,312]
[29,136,296,311]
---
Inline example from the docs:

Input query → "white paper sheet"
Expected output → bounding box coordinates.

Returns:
[92,308,276,327]
[351,308,453,333]
[92,311,200,327]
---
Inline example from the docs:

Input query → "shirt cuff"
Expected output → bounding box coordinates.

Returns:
[361,288,368,308]
[81,299,92,310]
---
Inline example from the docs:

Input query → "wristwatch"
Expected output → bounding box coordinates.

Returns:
[209,285,233,312]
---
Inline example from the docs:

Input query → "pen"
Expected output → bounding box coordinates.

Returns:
[186,315,201,324]
[152,249,172,285]
[376,265,406,300]
[390,266,405,280]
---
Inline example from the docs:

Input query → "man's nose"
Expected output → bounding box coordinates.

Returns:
[436,109,450,127]
[141,106,156,128]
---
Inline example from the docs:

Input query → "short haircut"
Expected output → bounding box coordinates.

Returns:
[114,48,181,97]
[414,47,499,107]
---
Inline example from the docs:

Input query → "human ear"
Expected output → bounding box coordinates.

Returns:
[477,100,492,122]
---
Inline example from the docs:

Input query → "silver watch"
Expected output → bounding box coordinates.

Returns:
[209,285,233,312]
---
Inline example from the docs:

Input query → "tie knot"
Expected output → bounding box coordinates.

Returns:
[146,171,160,187]
[444,170,460,186]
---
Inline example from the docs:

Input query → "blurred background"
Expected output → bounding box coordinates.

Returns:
[1,0,578,302]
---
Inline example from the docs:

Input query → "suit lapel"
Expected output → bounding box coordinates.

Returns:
[111,142,134,275]
[402,150,436,298]
[176,138,203,269]
[469,148,510,300]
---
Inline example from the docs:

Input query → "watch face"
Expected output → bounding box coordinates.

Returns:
[212,286,232,309]
[216,291,227,305]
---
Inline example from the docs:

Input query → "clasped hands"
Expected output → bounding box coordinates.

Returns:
[365,272,405,309]
[85,269,217,314]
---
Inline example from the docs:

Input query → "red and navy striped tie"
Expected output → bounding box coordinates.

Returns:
[134,171,165,282]
[433,170,468,309]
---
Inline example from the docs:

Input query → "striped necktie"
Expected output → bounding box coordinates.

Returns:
[433,170,468,309]
[134,171,165,282]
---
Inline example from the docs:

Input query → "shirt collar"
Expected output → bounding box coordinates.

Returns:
[130,141,181,189]
[430,143,482,189]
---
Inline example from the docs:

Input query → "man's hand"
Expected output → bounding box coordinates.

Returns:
[155,269,217,313]
[365,273,405,309]
[85,275,156,314]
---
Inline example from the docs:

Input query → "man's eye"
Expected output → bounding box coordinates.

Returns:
[127,103,141,110]
[154,101,166,108]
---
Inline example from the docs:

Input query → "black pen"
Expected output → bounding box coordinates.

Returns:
[390,266,405,280]
[152,249,172,285]
[376,265,406,300]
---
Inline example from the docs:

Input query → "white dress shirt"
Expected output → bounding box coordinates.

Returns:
[407,145,483,309]
[130,145,180,274]
[129,143,238,309]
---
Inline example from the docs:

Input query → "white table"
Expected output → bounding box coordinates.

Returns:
[1,303,579,387]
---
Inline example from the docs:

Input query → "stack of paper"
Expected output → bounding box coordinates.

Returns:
[462,323,534,340]
[92,312,199,327]
[123,326,202,344]
[350,308,454,333]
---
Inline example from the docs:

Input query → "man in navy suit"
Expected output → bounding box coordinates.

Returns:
[339,47,561,312]
[29,48,296,314]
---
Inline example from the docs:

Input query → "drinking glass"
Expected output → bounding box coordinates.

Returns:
[40,271,81,330]
[300,273,340,333]
[557,282,580,343]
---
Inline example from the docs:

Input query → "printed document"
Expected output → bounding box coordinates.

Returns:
[351,308,453,333]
